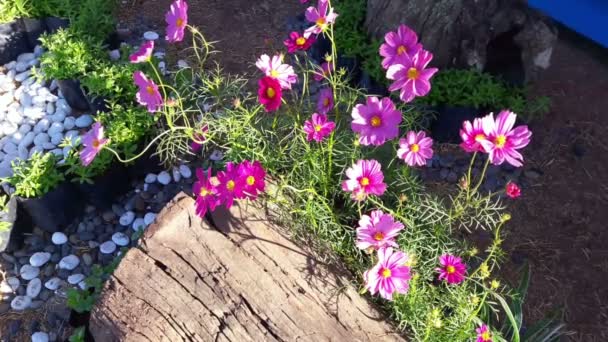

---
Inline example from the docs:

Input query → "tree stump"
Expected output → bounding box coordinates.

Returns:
[366,0,558,83]
[89,193,404,341]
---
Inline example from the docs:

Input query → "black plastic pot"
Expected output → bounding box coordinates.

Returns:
[21,18,46,48]
[57,79,90,111]
[429,106,483,144]
[0,196,34,253]
[19,182,85,233]
[44,17,70,34]
[127,148,165,179]
[0,20,30,65]
[75,163,131,210]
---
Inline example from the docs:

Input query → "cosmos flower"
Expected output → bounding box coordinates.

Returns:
[304,0,338,37]
[397,131,434,167]
[133,71,163,112]
[80,122,108,166]
[364,247,412,300]
[460,117,488,153]
[284,31,316,53]
[165,0,188,42]
[237,160,266,200]
[386,50,438,103]
[255,54,297,90]
[316,87,334,115]
[313,60,334,81]
[351,96,402,146]
[303,113,335,142]
[356,210,405,250]
[379,24,422,69]
[342,159,387,201]
[258,76,283,112]
[193,168,219,217]
[216,162,244,209]
[480,110,532,167]
[436,254,467,285]
[505,181,521,198]
[476,324,493,342]
[191,125,208,153]
[129,40,154,63]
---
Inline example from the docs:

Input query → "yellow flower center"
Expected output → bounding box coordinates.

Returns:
[266,87,276,98]
[397,45,407,55]
[495,135,506,148]
[373,232,385,241]
[446,265,456,274]
[314,124,322,132]
[176,18,184,27]
[270,69,279,78]
[410,143,420,153]
[296,37,306,46]
[226,180,235,191]
[92,139,100,149]
[359,177,370,186]
[370,116,382,127]
[246,176,255,186]
[316,17,326,27]
[407,67,419,80]
[481,331,491,341]
[146,85,155,95]
[474,133,486,142]
[199,187,210,197]
[323,98,330,107]
[381,267,392,278]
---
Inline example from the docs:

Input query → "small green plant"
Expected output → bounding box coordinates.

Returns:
[60,137,114,184]
[67,254,122,313]
[3,152,64,198]
[81,61,139,102]
[0,0,33,23]
[68,327,85,342]
[38,28,103,80]
[97,102,158,157]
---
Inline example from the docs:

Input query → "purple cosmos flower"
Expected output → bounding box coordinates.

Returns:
[165,0,188,43]
[129,40,154,63]
[436,254,467,285]
[397,131,434,167]
[193,168,219,218]
[386,50,438,103]
[256,54,297,90]
[237,160,266,200]
[304,0,338,37]
[316,87,334,115]
[460,117,488,153]
[303,113,335,142]
[313,61,333,81]
[379,24,422,69]
[342,159,387,201]
[80,122,108,166]
[133,71,163,112]
[191,125,208,153]
[356,210,405,250]
[480,110,532,167]
[364,247,411,300]
[351,96,402,146]
[476,324,493,342]
[216,162,244,209]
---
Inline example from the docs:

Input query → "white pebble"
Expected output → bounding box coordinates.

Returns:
[58,255,80,270]
[44,277,61,290]
[172,167,181,182]
[46,102,55,115]
[0,277,19,293]
[32,332,49,342]
[143,31,159,40]
[179,165,192,178]
[78,280,87,290]
[144,212,156,226]
[210,150,224,161]
[29,252,51,267]
[74,115,93,128]
[2,141,17,154]
[26,278,42,298]
[63,116,75,130]
[10,295,31,310]
[144,173,157,183]
[14,69,31,81]
[157,171,171,185]
[34,45,44,57]
[34,118,50,133]
[99,241,116,254]
[119,211,135,226]
[50,132,63,145]
[132,218,146,231]
[67,273,85,285]
[18,124,31,134]
[42,142,56,150]
[177,59,189,68]
[109,49,120,61]
[33,132,49,146]
[51,232,67,245]
[112,232,130,246]
[20,265,40,280]
[17,52,35,63]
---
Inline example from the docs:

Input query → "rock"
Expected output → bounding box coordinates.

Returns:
[144,173,157,183]
[82,253,93,266]
[177,59,189,68]
[58,255,79,270]
[109,49,121,61]
[34,118,50,133]
[20,265,40,280]
[67,273,85,285]
[179,165,192,178]
[157,171,171,185]
[78,280,87,290]
[51,232,67,245]
[46,102,55,115]
[172,167,182,182]
[143,31,159,40]
[15,68,30,80]
[132,218,146,231]
[2,141,17,154]
[0,303,10,314]
[10,295,31,310]
[29,252,51,267]
[17,52,35,63]
[23,106,45,120]
[74,114,93,128]
[210,150,223,161]
[32,332,49,342]
[144,212,156,226]
[18,123,31,134]
[33,132,49,146]
[112,232,130,247]
[447,171,458,183]
[1,277,19,293]
[26,278,42,298]
[99,241,116,254]
[63,116,75,130]
[44,277,61,291]
[47,122,63,136]
[119,211,135,226]
[77,231,95,241]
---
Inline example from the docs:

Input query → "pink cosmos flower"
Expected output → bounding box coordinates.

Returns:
[505,181,521,198]
[191,125,208,153]
[364,247,411,300]
[303,113,335,142]
[397,131,434,167]
[165,0,188,43]
[258,76,283,112]
[216,162,244,209]
[316,87,334,115]
[386,50,438,103]
[476,324,493,342]
[193,168,219,217]
[129,40,154,63]
[342,159,387,201]
[304,0,338,37]
[255,54,297,90]
[480,110,532,167]
[351,96,402,146]
[356,210,404,250]
[460,117,488,153]
[379,24,422,69]
[80,122,108,166]
[237,160,266,200]
[133,71,163,112]
[284,32,316,53]
[313,61,334,81]
[436,254,467,285]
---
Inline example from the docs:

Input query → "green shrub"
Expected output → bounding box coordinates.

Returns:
[3,152,64,198]
[38,28,103,80]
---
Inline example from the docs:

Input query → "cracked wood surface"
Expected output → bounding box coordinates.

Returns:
[89,192,405,341]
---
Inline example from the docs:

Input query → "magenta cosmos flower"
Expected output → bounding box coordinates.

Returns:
[505,181,521,199]
[193,168,219,217]
[80,122,108,166]
[342,159,387,201]
[304,0,338,37]
[129,40,154,63]
[316,87,334,115]
[313,61,334,81]
[284,32,316,53]
[460,117,488,153]
[387,50,438,103]
[356,210,404,250]
[237,160,266,200]
[397,131,434,167]
[133,71,163,112]
[481,110,532,167]
[364,247,411,300]
[476,324,493,342]
[436,254,467,285]
[216,162,244,209]
[351,96,402,146]
[191,125,208,153]
[258,76,282,112]
[256,54,297,90]
[303,113,335,142]
[165,0,188,43]
[379,24,422,69]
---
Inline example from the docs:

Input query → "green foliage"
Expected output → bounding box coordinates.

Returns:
[98,103,157,157]
[39,28,103,80]
[68,327,85,342]
[3,152,64,198]
[66,288,96,313]
[81,61,139,102]
[67,254,122,313]
[60,137,115,184]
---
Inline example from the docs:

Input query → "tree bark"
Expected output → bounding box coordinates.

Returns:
[89,193,404,342]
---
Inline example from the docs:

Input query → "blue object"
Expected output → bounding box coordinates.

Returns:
[528,0,608,47]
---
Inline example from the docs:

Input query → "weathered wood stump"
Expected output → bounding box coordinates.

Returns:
[89,193,404,341]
